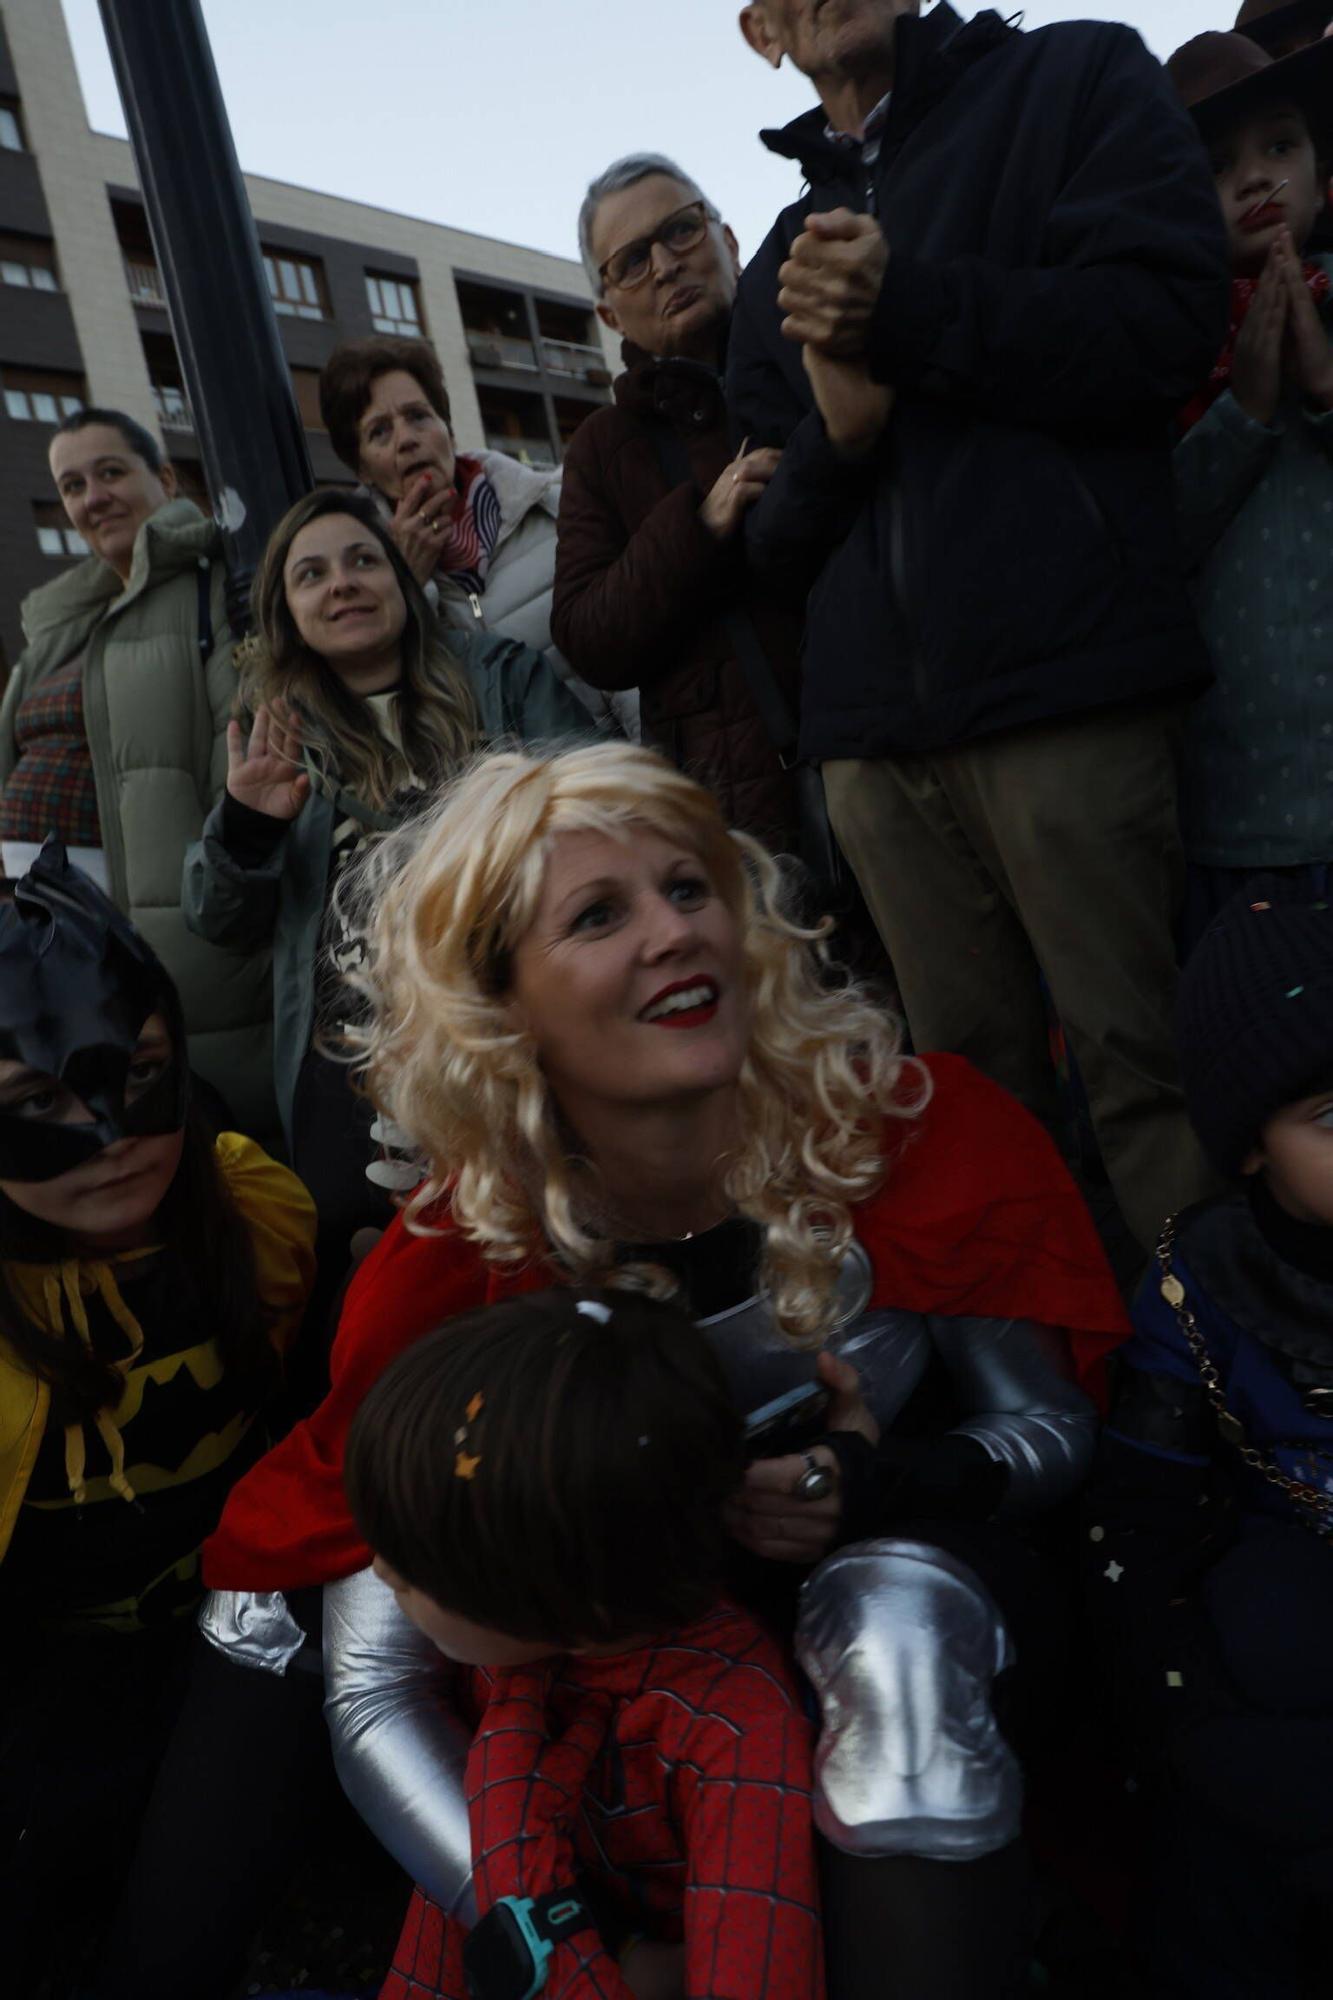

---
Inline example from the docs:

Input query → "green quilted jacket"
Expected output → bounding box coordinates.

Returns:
[0,500,275,1138]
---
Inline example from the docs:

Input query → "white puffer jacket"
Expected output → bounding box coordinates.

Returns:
[435,451,639,740]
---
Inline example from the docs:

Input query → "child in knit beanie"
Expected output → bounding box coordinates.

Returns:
[1083,882,1333,1999]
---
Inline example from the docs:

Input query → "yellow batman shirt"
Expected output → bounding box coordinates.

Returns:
[0,1133,315,1630]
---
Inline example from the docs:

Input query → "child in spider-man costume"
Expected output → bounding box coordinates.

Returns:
[344,1286,824,2000]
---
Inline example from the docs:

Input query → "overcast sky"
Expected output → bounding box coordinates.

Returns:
[59,0,1223,268]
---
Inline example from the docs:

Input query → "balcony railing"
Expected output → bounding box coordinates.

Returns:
[466,330,539,373]
[151,385,192,432]
[125,256,166,308]
[541,337,612,385]
[484,432,557,470]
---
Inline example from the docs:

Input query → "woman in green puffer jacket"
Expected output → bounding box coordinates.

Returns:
[183,488,590,1271]
[0,408,274,1138]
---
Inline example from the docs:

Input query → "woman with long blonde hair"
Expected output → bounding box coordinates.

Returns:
[203,741,1127,1999]
[182,489,587,1266]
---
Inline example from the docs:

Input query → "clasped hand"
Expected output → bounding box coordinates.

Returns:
[777,210,895,456]
[778,208,889,356]
[1231,227,1333,427]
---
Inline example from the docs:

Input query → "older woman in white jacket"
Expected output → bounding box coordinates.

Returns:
[318,334,637,738]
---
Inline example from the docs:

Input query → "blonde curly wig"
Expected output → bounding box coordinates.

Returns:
[344,741,930,1344]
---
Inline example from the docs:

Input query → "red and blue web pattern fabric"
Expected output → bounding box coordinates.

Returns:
[381,1603,824,2000]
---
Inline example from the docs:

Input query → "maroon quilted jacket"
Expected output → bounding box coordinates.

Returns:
[552,341,800,849]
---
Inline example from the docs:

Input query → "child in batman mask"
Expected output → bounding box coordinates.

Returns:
[0,841,316,1997]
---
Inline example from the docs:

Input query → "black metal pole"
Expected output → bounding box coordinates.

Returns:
[97,0,313,630]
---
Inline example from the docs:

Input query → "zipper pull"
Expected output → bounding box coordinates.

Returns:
[467,592,483,624]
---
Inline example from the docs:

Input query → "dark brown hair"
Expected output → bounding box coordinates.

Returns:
[345,1288,745,1648]
[51,405,164,475]
[246,487,479,812]
[0,1101,279,1422]
[319,336,453,474]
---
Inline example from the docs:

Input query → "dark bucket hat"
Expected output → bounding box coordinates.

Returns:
[1235,0,1332,58]
[1167,28,1333,142]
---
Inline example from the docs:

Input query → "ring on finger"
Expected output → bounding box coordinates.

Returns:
[795,1451,834,1503]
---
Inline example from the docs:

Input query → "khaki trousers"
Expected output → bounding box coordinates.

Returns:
[823,705,1213,1254]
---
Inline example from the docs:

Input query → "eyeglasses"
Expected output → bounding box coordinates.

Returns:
[598,202,712,292]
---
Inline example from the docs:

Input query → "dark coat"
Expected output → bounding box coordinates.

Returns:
[728,5,1231,762]
[552,344,799,847]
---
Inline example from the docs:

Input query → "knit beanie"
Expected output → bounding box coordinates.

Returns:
[1177,881,1333,1176]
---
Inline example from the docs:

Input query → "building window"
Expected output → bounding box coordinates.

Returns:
[125,257,165,307]
[2,368,84,424]
[151,383,191,432]
[263,251,326,320]
[457,278,536,373]
[33,501,87,559]
[0,233,58,291]
[477,386,557,470]
[290,366,326,430]
[366,272,422,337]
[0,101,23,151]
[169,458,211,510]
[139,330,191,432]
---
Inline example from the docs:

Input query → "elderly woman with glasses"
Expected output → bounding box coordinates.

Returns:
[551,155,803,851]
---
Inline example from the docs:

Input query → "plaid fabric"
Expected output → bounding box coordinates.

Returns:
[382,1603,824,2000]
[0,654,101,848]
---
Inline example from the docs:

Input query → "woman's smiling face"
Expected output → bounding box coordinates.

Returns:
[282,511,408,690]
[505,827,750,1125]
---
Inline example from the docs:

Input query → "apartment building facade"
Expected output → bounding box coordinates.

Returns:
[0,0,617,668]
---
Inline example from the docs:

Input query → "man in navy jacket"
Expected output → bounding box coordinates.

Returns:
[731,0,1230,1255]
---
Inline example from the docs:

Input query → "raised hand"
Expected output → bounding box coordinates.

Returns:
[225,699,310,820]
[1230,245,1287,427]
[389,470,454,585]
[779,208,889,357]
[699,443,783,540]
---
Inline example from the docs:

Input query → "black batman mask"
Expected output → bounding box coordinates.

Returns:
[0,840,190,1183]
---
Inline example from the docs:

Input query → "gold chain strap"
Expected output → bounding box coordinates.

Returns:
[1156,1215,1333,1538]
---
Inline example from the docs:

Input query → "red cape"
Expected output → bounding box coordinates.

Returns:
[203,1053,1128,1591]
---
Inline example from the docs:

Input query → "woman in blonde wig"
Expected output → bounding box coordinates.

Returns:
[203,741,1127,1999]
[182,488,587,1265]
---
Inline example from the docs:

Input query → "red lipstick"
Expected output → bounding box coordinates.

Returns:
[638,976,720,1029]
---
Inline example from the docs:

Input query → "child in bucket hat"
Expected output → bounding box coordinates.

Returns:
[1166,31,1333,952]
[1083,882,1333,1998]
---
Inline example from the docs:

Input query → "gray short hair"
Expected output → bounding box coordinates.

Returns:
[577,154,718,292]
